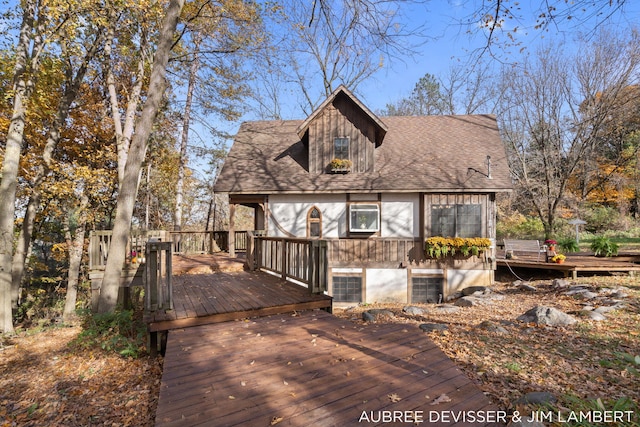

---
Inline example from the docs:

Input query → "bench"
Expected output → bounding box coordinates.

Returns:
[503,239,547,261]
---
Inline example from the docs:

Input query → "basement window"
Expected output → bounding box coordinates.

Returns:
[333,276,362,302]
[411,277,443,304]
[349,204,380,232]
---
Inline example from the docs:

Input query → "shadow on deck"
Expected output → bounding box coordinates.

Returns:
[151,254,504,426]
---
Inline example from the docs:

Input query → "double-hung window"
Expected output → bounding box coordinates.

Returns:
[431,204,482,237]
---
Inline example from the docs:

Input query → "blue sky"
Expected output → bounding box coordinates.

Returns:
[353,0,640,112]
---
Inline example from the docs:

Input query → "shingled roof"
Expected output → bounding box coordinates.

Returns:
[213,114,512,195]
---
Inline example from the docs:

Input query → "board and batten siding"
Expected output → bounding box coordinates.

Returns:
[307,98,377,174]
[424,193,496,240]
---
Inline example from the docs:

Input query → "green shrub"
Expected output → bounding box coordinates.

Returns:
[583,205,620,233]
[558,238,580,253]
[71,309,146,358]
[497,213,544,240]
[590,236,619,257]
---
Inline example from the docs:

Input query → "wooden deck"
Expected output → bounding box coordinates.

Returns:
[155,310,503,427]
[497,252,640,279]
[144,268,333,333]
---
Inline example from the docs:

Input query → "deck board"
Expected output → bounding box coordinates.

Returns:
[144,270,332,332]
[155,310,503,427]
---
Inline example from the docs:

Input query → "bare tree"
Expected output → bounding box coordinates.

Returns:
[499,29,640,236]
[251,0,427,118]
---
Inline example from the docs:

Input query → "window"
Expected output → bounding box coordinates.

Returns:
[431,204,482,237]
[307,207,322,238]
[411,277,443,303]
[334,137,350,160]
[333,276,362,302]
[349,204,380,232]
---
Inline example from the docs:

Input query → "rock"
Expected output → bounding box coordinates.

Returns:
[433,304,460,314]
[515,391,557,406]
[516,282,537,292]
[443,292,462,302]
[594,303,625,314]
[581,310,606,321]
[363,309,394,322]
[476,320,508,334]
[455,296,483,307]
[403,306,427,316]
[517,306,577,326]
[611,290,629,299]
[362,312,376,322]
[461,286,491,296]
[419,323,448,332]
[566,289,598,300]
[552,278,571,289]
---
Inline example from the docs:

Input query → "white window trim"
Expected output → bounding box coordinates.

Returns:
[349,204,380,233]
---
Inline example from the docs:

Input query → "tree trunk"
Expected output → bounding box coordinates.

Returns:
[63,193,89,320]
[98,0,185,313]
[0,0,41,334]
[9,36,101,311]
[174,36,200,233]
[104,1,148,187]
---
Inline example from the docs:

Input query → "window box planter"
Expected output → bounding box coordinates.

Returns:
[329,158,352,173]
[425,237,491,259]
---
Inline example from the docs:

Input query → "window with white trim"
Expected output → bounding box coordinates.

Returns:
[349,204,380,232]
[307,207,322,238]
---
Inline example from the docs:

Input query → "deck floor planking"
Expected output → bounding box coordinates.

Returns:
[145,271,332,332]
[155,310,502,427]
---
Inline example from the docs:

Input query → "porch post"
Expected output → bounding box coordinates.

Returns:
[229,202,236,257]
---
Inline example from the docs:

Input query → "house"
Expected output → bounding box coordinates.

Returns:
[213,85,512,304]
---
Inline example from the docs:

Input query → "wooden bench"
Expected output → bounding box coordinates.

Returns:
[503,239,547,261]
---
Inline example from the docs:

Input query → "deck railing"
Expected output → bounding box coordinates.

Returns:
[247,235,328,294]
[89,230,250,270]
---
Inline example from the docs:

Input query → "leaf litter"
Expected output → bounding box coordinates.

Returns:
[335,275,640,413]
[0,325,162,426]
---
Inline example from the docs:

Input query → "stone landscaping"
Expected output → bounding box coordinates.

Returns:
[336,275,640,423]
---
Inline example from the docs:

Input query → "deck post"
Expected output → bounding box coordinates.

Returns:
[229,203,236,257]
[281,238,288,281]
[246,231,255,271]
[309,240,328,294]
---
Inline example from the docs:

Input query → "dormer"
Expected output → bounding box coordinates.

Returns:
[296,85,388,174]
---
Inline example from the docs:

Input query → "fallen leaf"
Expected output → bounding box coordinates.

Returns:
[388,393,402,402]
[430,394,451,405]
[270,416,284,425]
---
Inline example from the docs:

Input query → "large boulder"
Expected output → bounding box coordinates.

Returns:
[517,306,577,326]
